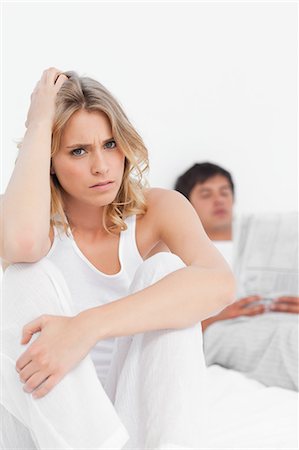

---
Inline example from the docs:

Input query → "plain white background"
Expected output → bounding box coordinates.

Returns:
[1,1,298,214]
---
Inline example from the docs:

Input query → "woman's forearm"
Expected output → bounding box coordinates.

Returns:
[2,122,52,259]
[78,265,236,344]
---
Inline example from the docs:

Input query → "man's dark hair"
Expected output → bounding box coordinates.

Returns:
[174,162,235,199]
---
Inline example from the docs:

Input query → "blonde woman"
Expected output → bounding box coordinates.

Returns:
[0,68,235,449]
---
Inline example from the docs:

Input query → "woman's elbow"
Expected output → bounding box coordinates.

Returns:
[2,235,48,263]
[221,270,237,307]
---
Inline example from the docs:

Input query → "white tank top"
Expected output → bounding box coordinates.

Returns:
[46,214,144,386]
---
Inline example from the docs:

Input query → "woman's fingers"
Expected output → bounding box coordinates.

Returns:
[19,361,39,384]
[54,73,69,91]
[16,317,50,372]
[41,67,61,84]
[24,68,68,129]
[22,370,50,394]
[25,67,68,131]
[32,374,59,399]
[15,350,33,373]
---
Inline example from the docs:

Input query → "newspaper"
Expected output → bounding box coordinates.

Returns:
[232,212,299,306]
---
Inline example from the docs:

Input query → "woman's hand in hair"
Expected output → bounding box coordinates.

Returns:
[25,67,68,129]
[15,313,96,399]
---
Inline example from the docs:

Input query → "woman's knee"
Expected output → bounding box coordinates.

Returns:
[2,257,74,329]
[3,257,62,286]
[130,252,186,293]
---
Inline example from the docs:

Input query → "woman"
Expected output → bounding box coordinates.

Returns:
[0,68,235,449]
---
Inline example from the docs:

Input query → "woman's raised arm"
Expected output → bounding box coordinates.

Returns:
[1,68,67,263]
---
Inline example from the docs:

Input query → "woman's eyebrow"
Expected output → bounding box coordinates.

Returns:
[66,137,114,148]
[66,143,91,149]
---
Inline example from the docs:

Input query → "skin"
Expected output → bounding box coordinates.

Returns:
[189,176,299,332]
[1,68,236,399]
[49,110,127,274]
[189,174,233,241]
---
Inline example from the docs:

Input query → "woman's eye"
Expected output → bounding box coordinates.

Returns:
[104,140,117,150]
[71,148,86,156]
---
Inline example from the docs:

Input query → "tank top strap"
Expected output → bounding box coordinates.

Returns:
[119,215,143,273]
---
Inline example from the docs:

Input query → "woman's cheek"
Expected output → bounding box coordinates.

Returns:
[56,166,83,192]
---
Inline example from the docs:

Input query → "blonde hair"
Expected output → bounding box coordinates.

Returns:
[48,71,149,235]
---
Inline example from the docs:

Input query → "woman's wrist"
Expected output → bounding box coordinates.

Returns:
[26,120,53,132]
[75,307,108,346]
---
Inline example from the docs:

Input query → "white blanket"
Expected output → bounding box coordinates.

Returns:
[204,312,298,390]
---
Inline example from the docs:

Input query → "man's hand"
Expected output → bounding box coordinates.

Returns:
[202,295,265,332]
[215,295,265,319]
[270,296,299,314]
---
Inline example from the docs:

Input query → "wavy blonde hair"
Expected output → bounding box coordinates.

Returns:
[49,71,149,235]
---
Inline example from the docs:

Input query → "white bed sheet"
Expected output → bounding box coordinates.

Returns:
[1,366,297,449]
[200,364,298,449]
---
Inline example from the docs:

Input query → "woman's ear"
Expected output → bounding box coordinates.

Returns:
[50,159,55,175]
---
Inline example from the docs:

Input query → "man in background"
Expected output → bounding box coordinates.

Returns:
[174,162,298,390]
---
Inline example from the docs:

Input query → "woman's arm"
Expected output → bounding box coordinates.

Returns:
[81,189,236,341]
[15,189,236,399]
[1,68,66,262]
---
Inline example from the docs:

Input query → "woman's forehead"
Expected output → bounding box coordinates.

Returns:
[61,109,112,142]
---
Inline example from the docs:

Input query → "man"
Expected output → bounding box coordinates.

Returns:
[175,162,298,390]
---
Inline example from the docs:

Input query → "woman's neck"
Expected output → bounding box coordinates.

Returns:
[63,195,105,234]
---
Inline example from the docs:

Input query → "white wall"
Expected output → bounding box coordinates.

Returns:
[2,1,297,215]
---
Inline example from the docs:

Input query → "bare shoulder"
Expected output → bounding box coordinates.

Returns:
[143,187,189,213]
[135,188,182,258]
[142,187,197,225]
[141,187,228,270]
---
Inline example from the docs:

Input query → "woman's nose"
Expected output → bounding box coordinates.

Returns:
[90,151,109,175]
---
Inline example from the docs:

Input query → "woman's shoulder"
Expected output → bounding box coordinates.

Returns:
[141,187,192,226]
[143,187,187,210]
[137,187,192,236]
[135,188,179,257]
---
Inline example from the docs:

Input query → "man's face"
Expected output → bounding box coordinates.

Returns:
[189,174,234,235]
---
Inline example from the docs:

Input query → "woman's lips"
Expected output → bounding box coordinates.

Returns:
[89,181,115,191]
